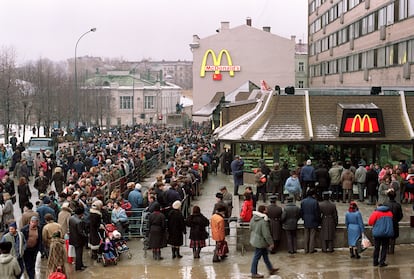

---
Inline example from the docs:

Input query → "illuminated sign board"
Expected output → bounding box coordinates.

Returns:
[340,109,385,137]
[200,49,241,81]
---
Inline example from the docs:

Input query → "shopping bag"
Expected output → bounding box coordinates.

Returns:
[357,233,371,253]
[48,267,66,279]
[217,240,229,256]
[361,233,372,249]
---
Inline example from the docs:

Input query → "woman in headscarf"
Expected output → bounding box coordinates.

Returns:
[167,200,186,259]
[345,201,365,259]
[186,205,209,258]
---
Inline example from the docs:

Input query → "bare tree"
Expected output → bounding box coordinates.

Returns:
[0,47,19,144]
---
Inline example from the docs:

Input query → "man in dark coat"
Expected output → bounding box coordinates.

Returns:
[315,163,330,200]
[69,207,88,271]
[281,196,301,254]
[384,190,403,254]
[266,195,283,254]
[300,189,321,253]
[230,155,244,196]
[34,170,49,195]
[319,191,338,252]
[148,203,167,260]
[21,216,42,279]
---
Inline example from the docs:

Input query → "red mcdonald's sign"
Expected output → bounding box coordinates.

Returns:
[343,114,379,133]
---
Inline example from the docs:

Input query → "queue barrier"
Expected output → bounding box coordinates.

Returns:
[126,208,149,238]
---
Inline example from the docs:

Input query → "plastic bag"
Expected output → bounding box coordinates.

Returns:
[361,233,372,249]
[357,233,371,253]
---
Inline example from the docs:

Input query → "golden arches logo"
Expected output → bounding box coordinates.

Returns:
[200,49,240,80]
[350,114,374,133]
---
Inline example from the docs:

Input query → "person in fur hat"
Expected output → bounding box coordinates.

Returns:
[89,200,104,259]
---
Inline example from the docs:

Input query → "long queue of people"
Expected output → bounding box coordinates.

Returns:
[241,157,414,206]
[0,124,219,279]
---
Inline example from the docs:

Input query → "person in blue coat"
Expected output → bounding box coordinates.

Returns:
[128,183,143,209]
[230,155,244,196]
[345,201,365,259]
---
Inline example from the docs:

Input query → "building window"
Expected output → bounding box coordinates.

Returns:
[298,62,304,72]
[119,96,132,109]
[378,7,386,27]
[409,39,414,62]
[387,3,395,25]
[399,0,408,20]
[409,0,414,16]
[399,41,408,64]
[298,81,304,88]
[387,44,399,66]
[377,47,386,67]
[144,96,155,109]
[367,14,375,33]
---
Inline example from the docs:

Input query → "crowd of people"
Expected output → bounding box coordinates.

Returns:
[0,124,220,278]
[1,123,414,278]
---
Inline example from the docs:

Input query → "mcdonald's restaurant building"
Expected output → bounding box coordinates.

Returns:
[213,89,414,174]
[190,20,296,120]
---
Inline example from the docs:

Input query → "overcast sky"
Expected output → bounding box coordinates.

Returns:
[1,0,307,64]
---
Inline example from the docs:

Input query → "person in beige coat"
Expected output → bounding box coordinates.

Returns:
[341,168,355,204]
[42,213,63,256]
[57,202,72,236]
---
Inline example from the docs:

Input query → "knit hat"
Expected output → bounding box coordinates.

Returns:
[9,222,17,228]
[135,183,142,190]
[172,200,182,210]
[42,196,51,204]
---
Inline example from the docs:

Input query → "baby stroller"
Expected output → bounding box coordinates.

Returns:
[97,224,119,266]
[112,229,132,259]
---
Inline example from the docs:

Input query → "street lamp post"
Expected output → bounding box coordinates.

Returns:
[131,68,136,126]
[130,65,140,126]
[74,27,96,126]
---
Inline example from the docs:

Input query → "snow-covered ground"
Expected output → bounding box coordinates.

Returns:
[0,124,46,144]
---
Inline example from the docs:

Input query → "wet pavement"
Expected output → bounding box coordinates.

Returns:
[10,171,414,278]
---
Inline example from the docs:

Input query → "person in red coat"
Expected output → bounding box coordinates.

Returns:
[240,193,253,222]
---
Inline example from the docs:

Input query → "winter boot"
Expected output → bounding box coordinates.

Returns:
[354,248,360,259]
[172,247,177,259]
[176,247,183,258]
[196,248,201,258]
[350,248,355,258]
[193,248,197,258]
[388,239,395,254]
[91,250,98,260]
[153,250,157,260]
[212,253,220,263]
[158,250,164,260]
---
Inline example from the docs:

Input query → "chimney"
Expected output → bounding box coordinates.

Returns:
[192,34,200,43]
[262,26,271,32]
[246,17,252,26]
[291,35,296,42]
[221,21,230,30]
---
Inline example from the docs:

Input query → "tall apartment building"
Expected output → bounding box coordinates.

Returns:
[308,0,414,88]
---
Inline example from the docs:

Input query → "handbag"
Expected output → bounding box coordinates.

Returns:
[48,267,66,279]
[217,240,229,256]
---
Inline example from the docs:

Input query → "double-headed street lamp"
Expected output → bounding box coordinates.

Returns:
[74,27,96,126]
